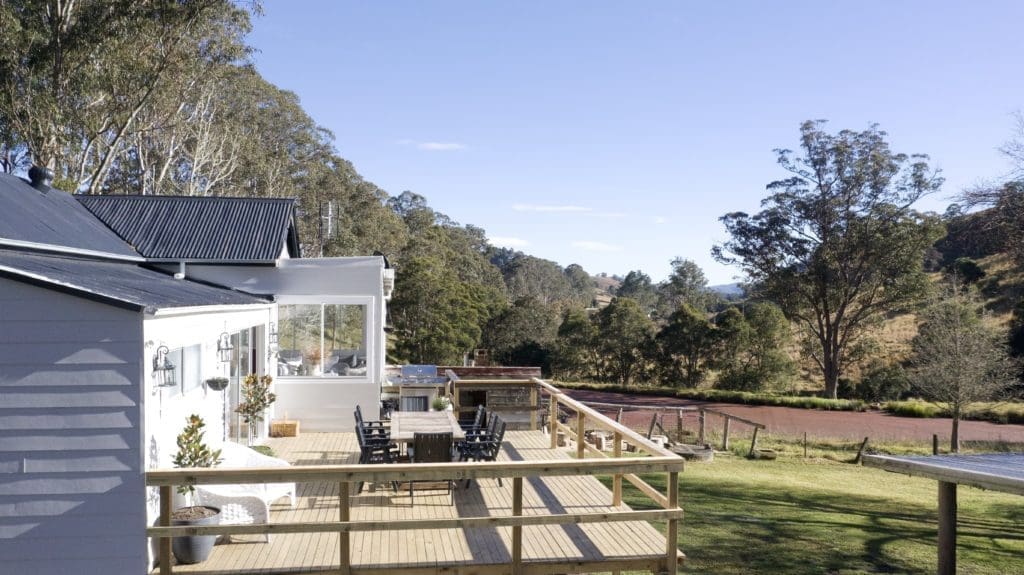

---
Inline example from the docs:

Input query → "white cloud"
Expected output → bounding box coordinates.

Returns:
[512,203,592,213]
[488,236,529,248]
[653,216,668,224]
[572,240,623,252]
[417,141,466,151]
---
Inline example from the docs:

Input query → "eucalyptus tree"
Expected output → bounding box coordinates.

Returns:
[714,121,944,398]
[0,0,256,192]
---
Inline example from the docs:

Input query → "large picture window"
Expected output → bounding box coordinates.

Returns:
[277,304,367,377]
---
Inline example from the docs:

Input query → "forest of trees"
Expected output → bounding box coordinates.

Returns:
[4,1,1024,406]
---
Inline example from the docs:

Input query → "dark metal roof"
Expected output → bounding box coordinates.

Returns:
[0,173,141,260]
[77,195,300,262]
[0,249,269,313]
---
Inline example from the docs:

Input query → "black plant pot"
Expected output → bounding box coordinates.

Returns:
[171,506,220,564]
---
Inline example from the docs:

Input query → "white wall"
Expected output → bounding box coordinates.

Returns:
[0,278,147,575]
[176,258,388,432]
[141,305,271,567]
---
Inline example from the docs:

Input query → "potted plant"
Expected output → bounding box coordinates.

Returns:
[204,377,229,391]
[431,396,451,412]
[170,414,222,564]
[235,373,276,445]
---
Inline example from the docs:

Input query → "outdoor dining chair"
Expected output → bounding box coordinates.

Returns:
[355,424,399,493]
[409,431,454,505]
[457,416,507,487]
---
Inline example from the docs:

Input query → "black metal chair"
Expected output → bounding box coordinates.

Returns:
[457,417,507,487]
[409,431,454,505]
[355,424,399,493]
[460,404,486,434]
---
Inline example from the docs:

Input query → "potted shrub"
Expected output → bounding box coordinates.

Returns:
[431,396,451,412]
[170,414,222,564]
[204,377,229,391]
[235,373,276,445]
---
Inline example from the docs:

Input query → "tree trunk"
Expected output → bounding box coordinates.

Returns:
[822,359,840,400]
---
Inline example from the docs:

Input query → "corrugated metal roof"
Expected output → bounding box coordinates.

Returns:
[77,195,299,261]
[0,250,269,313]
[0,174,141,259]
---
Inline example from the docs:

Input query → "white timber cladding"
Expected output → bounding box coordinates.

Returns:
[0,277,147,575]
[142,305,271,567]
[173,257,388,432]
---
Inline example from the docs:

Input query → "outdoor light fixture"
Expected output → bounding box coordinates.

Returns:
[269,322,278,346]
[153,345,177,388]
[216,332,234,363]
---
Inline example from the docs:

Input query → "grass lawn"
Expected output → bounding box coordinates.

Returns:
[608,452,1024,574]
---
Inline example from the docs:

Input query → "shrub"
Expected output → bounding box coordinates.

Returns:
[883,400,945,418]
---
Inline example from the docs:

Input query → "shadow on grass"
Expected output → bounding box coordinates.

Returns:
[604,469,1024,575]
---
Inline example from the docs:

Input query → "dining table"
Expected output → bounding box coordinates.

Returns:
[389,410,466,444]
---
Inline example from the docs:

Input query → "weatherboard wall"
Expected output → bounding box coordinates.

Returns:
[0,277,147,575]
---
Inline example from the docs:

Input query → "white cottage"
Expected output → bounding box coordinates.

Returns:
[0,169,391,574]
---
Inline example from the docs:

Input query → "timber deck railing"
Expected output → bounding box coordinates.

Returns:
[146,378,685,575]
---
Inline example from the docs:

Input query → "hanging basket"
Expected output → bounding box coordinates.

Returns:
[205,377,229,391]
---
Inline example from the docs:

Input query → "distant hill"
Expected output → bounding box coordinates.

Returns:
[709,283,744,298]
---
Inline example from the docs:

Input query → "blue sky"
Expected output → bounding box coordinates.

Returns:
[247,1,1024,285]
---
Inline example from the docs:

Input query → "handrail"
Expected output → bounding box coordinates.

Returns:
[145,457,684,487]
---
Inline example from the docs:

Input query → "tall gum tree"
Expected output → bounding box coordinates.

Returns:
[713,121,944,398]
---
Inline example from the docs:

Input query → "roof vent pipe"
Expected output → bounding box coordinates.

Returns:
[28,165,54,189]
[174,261,186,280]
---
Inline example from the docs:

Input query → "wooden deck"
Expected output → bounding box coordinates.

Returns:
[161,430,678,574]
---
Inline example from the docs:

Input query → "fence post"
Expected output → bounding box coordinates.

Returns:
[549,395,558,449]
[613,430,623,506]
[698,409,706,445]
[676,409,683,442]
[159,485,172,575]
[665,471,679,573]
[647,412,659,439]
[748,427,760,458]
[576,411,586,460]
[529,385,538,430]
[933,434,940,455]
[722,417,731,451]
[340,481,351,575]
[513,477,524,575]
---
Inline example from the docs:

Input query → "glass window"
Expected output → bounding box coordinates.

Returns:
[278,304,367,377]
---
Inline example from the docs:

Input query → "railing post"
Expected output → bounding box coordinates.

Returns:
[340,481,351,575]
[512,476,523,575]
[665,471,679,574]
[722,417,731,451]
[529,385,538,431]
[159,485,172,575]
[698,409,706,445]
[613,431,623,506]
[576,411,586,460]
[549,395,558,449]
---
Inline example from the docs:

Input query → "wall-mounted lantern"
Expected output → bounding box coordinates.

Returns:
[217,332,234,363]
[269,322,279,346]
[153,345,176,388]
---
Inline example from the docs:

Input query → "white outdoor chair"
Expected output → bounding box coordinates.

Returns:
[195,442,297,543]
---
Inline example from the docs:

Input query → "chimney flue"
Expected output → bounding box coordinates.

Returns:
[28,165,54,189]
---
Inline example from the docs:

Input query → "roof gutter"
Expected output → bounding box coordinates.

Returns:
[0,238,144,262]
[146,303,274,318]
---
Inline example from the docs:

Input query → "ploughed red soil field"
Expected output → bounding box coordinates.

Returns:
[565,388,1024,444]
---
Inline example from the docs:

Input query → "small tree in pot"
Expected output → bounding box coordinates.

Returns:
[170,414,222,564]
[235,373,276,445]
